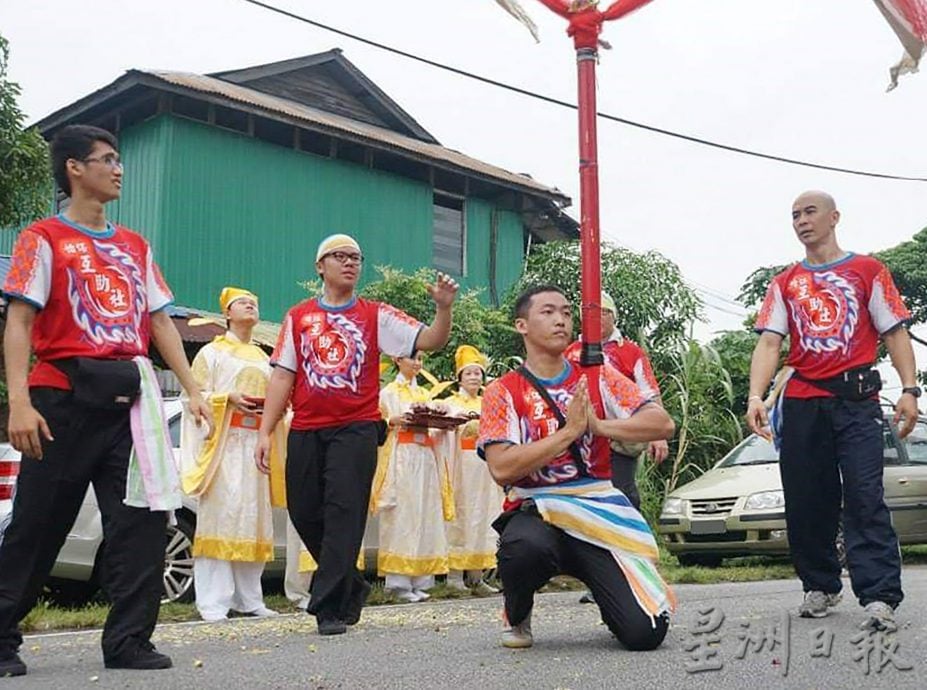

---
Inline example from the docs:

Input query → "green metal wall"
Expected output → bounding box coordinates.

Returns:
[464,198,525,304]
[2,113,530,320]
[159,116,436,321]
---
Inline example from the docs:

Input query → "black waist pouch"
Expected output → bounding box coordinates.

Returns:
[52,358,141,410]
[794,366,882,402]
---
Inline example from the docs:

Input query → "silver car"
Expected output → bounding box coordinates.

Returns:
[0,399,381,603]
[658,410,927,566]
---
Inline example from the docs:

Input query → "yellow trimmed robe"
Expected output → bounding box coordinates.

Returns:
[443,390,504,571]
[181,332,286,562]
[372,374,453,577]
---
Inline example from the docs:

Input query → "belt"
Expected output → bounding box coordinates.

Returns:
[230,410,261,430]
[460,437,477,451]
[397,429,433,447]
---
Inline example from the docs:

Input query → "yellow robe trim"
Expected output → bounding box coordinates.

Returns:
[192,536,274,562]
[448,553,497,571]
[377,551,449,577]
[182,394,232,496]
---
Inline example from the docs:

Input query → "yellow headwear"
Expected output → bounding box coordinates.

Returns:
[455,345,487,376]
[219,286,258,312]
[316,233,361,262]
[601,291,617,315]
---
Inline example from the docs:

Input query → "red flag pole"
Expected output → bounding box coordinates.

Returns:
[534,0,654,368]
[576,46,603,368]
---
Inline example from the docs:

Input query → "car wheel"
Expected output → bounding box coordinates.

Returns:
[162,515,195,604]
[677,554,724,568]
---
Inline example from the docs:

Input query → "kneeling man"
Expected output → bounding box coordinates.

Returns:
[478,285,675,650]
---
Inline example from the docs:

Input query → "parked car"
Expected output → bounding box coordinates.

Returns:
[0,399,381,604]
[658,409,927,567]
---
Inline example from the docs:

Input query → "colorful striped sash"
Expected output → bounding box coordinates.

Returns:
[511,479,675,622]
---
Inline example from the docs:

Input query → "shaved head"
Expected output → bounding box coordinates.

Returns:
[793,190,837,212]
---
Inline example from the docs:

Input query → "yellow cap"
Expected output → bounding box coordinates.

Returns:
[601,291,616,315]
[455,345,488,376]
[219,286,258,312]
[316,233,361,262]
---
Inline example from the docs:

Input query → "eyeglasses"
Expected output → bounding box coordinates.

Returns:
[81,154,124,170]
[322,251,364,265]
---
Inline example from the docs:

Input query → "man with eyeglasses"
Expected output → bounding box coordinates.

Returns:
[255,233,458,635]
[0,125,212,677]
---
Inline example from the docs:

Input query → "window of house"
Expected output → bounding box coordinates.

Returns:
[433,193,465,277]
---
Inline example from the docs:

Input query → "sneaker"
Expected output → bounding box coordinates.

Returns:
[798,590,842,618]
[859,602,897,633]
[389,588,421,603]
[470,581,500,596]
[346,580,372,626]
[579,591,595,604]
[501,612,533,649]
[243,606,279,618]
[412,589,431,602]
[0,652,27,677]
[317,617,347,636]
[104,642,173,670]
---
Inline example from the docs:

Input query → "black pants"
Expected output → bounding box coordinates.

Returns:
[0,388,167,660]
[610,451,640,510]
[780,397,903,607]
[496,511,668,650]
[286,421,379,620]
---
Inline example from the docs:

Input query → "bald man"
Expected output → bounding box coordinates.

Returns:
[746,191,918,633]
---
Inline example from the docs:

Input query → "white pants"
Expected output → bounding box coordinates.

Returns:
[194,557,266,620]
[284,518,312,610]
[385,574,434,593]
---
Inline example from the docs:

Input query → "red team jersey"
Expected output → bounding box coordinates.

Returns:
[565,335,661,400]
[2,216,174,390]
[272,297,422,430]
[477,362,650,510]
[755,254,910,398]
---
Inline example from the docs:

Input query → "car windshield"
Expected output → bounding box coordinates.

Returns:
[718,435,779,467]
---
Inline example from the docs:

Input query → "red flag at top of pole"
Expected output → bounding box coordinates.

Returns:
[873,0,927,90]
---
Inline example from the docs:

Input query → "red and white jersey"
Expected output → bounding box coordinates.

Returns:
[565,333,661,400]
[755,254,910,398]
[272,297,422,430]
[2,215,174,390]
[477,361,649,510]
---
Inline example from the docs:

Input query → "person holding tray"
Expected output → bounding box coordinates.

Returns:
[181,287,286,622]
[371,352,455,602]
[443,345,503,594]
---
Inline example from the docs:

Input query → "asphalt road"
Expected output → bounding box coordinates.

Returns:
[10,567,927,689]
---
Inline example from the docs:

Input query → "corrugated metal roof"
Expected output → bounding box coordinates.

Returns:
[138,69,568,202]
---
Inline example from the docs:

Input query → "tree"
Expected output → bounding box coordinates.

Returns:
[511,240,702,351]
[358,266,517,382]
[0,33,50,228]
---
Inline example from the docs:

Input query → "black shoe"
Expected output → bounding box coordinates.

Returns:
[579,591,595,604]
[317,617,347,636]
[104,642,173,670]
[0,652,27,677]
[346,581,372,626]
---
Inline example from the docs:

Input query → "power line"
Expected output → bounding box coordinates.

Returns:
[241,0,927,183]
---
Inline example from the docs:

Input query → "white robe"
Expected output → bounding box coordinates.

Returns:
[373,374,452,578]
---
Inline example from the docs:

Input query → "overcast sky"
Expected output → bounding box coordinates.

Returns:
[3,0,926,356]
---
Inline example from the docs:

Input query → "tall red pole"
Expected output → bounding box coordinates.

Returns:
[576,47,603,368]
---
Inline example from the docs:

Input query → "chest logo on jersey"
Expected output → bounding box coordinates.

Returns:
[787,271,859,354]
[299,312,367,392]
[62,239,145,346]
